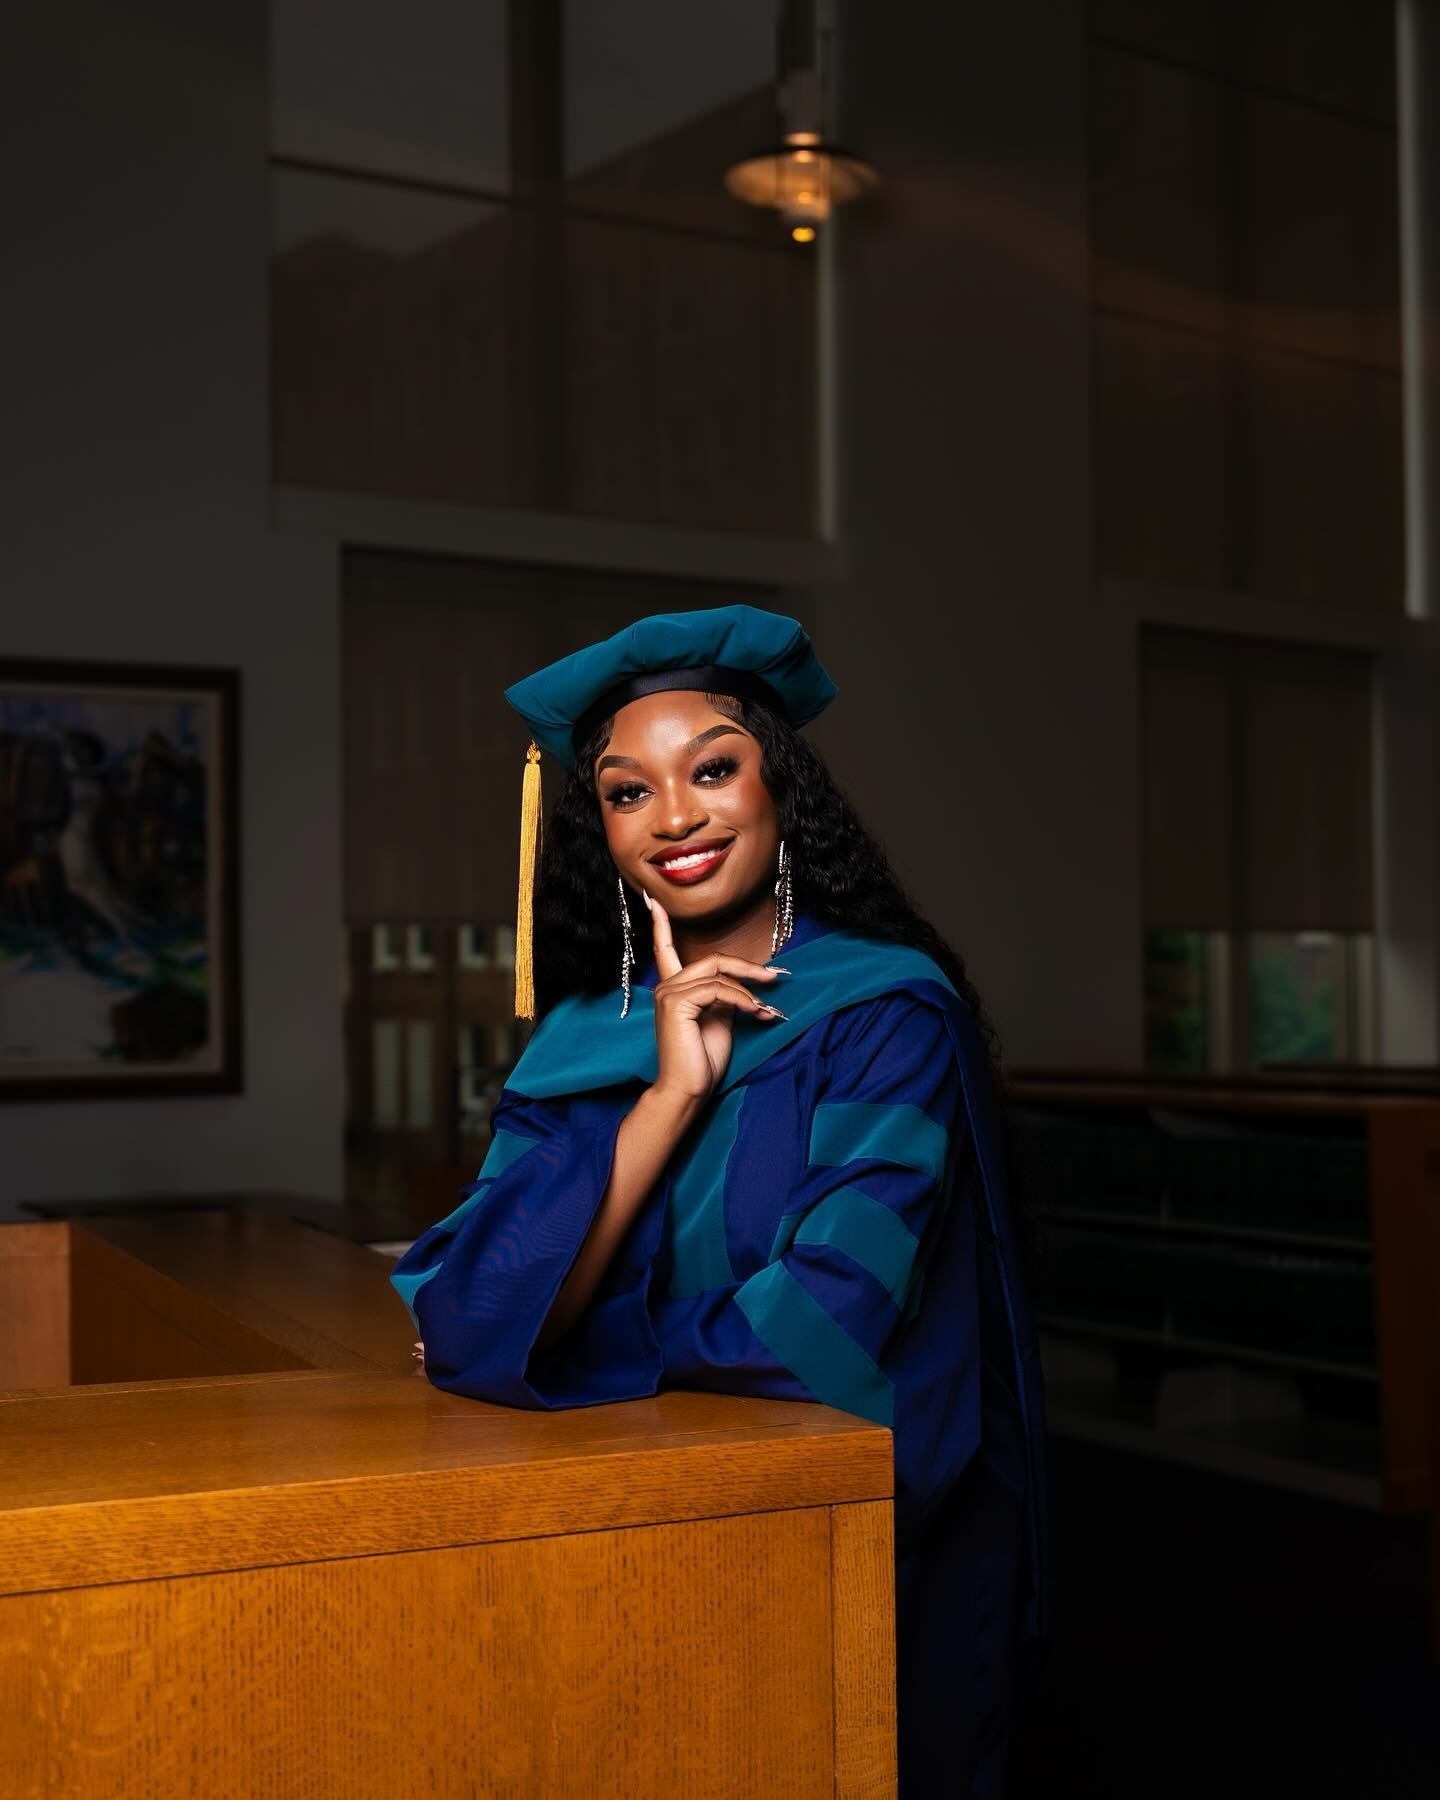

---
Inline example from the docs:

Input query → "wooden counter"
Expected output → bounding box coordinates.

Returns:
[0,1214,896,1798]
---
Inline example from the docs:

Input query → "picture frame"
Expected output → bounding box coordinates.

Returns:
[0,658,242,1099]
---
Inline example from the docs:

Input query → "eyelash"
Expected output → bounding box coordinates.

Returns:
[602,754,740,809]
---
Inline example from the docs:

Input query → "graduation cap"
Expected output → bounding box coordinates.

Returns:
[503,604,838,1017]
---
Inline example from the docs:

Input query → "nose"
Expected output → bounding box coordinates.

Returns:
[653,775,709,840]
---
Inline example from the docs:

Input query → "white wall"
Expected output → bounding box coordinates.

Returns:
[808,0,1144,1069]
[3,0,344,1209]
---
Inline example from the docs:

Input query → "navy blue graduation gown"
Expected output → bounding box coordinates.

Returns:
[392,915,1048,1797]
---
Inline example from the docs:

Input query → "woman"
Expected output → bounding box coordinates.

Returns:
[392,604,1047,1797]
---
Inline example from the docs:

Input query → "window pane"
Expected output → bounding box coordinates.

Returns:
[405,1020,434,1128]
[271,0,510,191]
[1144,929,1210,1071]
[372,1019,400,1126]
[1088,10,1403,616]
[1139,628,1232,928]
[458,924,491,968]
[564,0,777,234]
[1089,0,1221,68]
[1089,46,1224,331]
[1240,346,1404,614]
[1093,313,1229,589]
[1250,932,1343,1067]
[1241,91,1400,374]
[491,1021,521,1070]
[272,170,533,508]
[565,217,816,533]
[1237,1,1397,123]
[1091,0,1396,122]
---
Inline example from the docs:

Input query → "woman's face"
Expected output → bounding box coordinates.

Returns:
[593,691,780,925]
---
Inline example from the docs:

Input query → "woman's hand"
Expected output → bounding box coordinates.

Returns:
[647,893,786,1104]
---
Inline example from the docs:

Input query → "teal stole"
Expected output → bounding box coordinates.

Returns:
[507,929,957,1100]
[397,931,961,1329]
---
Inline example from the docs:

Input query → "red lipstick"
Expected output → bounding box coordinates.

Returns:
[648,838,735,886]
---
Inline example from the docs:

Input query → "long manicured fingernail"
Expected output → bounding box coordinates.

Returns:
[643,892,653,911]
[767,966,791,975]
[759,1004,788,1020]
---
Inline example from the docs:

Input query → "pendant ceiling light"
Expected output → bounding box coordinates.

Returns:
[723,11,879,245]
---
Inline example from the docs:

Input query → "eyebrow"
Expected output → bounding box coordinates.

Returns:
[685,724,744,757]
[596,725,743,776]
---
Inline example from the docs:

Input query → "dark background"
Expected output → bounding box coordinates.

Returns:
[4,4,1438,1792]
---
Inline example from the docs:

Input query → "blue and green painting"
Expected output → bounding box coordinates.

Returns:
[0,688,220,1077]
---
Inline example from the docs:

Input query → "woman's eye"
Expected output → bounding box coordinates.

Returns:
[693,756,739,784]
[603,782,649,808]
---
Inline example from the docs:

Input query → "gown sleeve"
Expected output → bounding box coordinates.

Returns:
[651,994,967,1428]
[393,992,967,1427]
[391,1082,667,1409]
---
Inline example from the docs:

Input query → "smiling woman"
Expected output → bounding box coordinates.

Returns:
[389,605,1049,1799]
[602,706,774,901]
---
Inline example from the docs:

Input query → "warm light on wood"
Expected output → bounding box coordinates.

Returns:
[0,1214,897,1796]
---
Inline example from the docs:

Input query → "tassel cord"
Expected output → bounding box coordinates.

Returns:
[514,741,542,1019]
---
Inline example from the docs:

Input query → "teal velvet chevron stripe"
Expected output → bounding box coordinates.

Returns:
[665,1087,747,1298]
[390,1129,542,1322]
[808,1101,949,1184]
[735,1261,895,1427]
[484,1127,545,1178]
[391,1255,443,1321]
[792,1186,921,1309]
[438,1129,540,1226]
[767,1209,804,1262]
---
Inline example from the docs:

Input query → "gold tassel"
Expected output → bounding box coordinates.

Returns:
[514,740,543,1019]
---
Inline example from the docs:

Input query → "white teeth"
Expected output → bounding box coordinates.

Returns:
[660,848,724,870]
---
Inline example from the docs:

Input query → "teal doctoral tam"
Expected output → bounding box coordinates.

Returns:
[504,603,838,766]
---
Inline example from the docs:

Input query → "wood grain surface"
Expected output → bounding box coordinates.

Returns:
[80,1210,416,1373]
[830,1502,897,1799]
[0,1212,897,1794]
[2,1509,839,1799]
[0,1225,69,1391]
[0,1371,891,1597]
[68,1227,309,1385]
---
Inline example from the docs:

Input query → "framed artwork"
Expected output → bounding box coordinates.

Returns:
[0,659,241,1099]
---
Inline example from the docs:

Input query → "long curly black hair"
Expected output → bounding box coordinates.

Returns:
[533,694,1006,1085]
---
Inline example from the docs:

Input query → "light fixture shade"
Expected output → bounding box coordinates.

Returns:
[724,133,879,231]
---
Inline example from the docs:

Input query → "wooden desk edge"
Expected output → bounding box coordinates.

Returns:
[0,1417,892,1597]
[0,1212,895,1600]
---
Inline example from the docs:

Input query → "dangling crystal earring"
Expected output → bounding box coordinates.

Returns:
[771,839,794,956]
[618,877,638,1018]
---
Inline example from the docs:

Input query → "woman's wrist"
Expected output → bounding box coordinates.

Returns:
[637,1080,706,1134]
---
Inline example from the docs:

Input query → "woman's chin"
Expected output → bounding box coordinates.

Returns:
[652,869,767,925]
[650,877,732,915]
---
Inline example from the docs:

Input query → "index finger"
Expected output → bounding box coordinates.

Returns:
[649,892,683,980]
